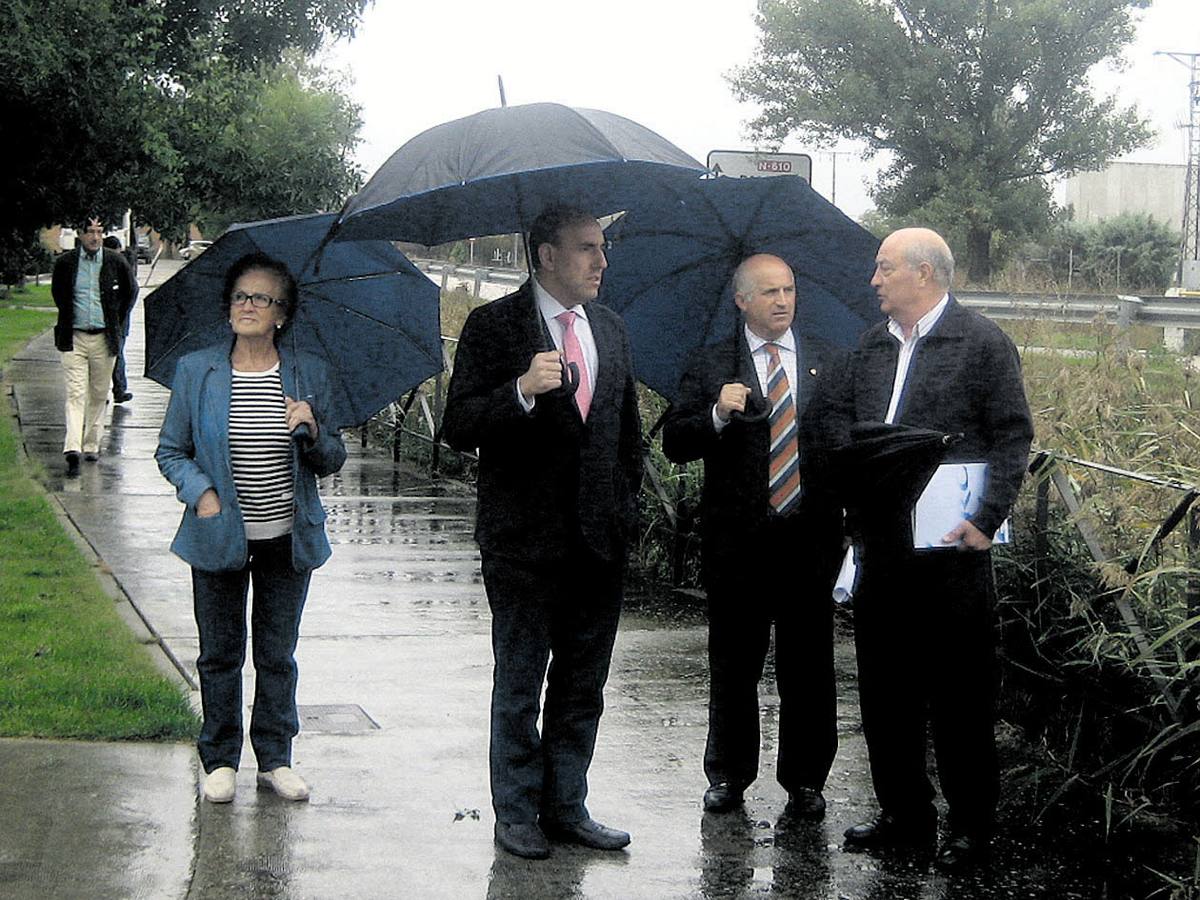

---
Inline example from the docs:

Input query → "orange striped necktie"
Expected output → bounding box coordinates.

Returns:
[765,342,801,514]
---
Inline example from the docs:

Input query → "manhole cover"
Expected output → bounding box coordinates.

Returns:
[296,704,379,733]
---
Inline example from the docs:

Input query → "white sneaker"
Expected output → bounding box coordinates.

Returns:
[256,766,310,801]
[202,766,237,803]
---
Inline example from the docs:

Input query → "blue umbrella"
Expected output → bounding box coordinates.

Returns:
[329,102,706,246]
[144,212,442,430]
[600,175,884,402]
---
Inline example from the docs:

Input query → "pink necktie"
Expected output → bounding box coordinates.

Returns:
[557,310,592,421]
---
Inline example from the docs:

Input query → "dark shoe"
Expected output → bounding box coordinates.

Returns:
[784,787,826,820]
[64,452,80,477]
[935,833,990,872]
[844,812,937,851]
[494,822,550,860]
[703,781,744,813]
[542,817,631,851]
[83,451,99,462]
[113,391,133,403]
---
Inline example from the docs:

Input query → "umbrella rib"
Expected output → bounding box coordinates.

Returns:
[300,291,442,365]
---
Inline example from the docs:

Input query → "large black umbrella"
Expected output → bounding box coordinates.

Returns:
[600,175,883,402]
[328,102,706,246]
[145,212,442,430]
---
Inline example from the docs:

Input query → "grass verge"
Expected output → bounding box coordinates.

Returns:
[0,282,54,308]
[0,311,197,739]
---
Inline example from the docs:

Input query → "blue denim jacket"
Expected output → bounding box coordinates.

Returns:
[155,341,347,572]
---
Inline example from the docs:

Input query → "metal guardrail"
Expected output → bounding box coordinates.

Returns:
[956,290,1200,330]
[410,262,1200,333]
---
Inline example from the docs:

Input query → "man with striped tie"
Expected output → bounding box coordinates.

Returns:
[663,253,846,824]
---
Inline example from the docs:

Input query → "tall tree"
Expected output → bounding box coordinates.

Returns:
[731,0,1153,282]
[0,0,368,265]
[136,54,364,239]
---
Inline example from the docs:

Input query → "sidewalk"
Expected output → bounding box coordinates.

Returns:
[0,270,1142,898]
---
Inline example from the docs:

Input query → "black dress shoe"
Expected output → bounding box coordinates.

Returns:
[784,787,826,820]
[64,452,80,477]
[542,817,631,850]
[935,832,990,872]
[703,781,744,813]
[113,391,133,403]
[494,822,550,860]
[843,812,937,850]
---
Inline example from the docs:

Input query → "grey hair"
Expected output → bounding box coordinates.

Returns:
[902,233,955,288]
[732,258,756,296]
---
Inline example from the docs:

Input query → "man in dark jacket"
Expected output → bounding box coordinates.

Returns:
[102,234,138,404]
[836,227,1034,871]
[51,216,135,476]
[441,206,643,860]
[661,254,845,823]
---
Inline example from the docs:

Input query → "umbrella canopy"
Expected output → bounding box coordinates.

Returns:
[330,102,706,246]
[600,175,884,402]
[144,212,442,430]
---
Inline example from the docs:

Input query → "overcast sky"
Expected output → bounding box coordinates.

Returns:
[327,0,1198,221]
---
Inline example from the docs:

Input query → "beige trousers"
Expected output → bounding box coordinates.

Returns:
[61,331,114,455]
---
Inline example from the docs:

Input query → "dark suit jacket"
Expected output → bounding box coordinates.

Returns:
[51,247,135,356]
[661,326,846,584]
[839,296,1034,554]
[441,282,643,565]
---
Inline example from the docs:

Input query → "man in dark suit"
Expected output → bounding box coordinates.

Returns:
[836,228,1034,871]
[661,253,845,822]
[441,206,643,860]
[51,215,135,476]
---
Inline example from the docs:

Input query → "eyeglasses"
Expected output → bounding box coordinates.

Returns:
[230,291,280,309]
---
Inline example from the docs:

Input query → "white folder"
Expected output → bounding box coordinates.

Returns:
[912,463,1010,549]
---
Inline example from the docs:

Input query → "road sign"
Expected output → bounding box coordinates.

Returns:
[707,150,812,182]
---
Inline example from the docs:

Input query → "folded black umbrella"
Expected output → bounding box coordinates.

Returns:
[829,422,962,513]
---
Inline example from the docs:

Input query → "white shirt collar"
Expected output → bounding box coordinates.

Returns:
[743,324,796,355]
[887,293,950,342]
[533,275,589,322]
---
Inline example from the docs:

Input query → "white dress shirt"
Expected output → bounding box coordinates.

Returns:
[883,293,950,424]
[516,277,599,411]
[713,325,799,432]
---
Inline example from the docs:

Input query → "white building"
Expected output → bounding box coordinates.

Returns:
[1064,161,1187,230]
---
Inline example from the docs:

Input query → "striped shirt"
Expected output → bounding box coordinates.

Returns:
[229,364,294,540]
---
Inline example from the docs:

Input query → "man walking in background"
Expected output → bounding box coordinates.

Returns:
[103,234,138,404]
[51,215,135,476]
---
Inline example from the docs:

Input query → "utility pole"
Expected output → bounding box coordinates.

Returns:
[825,149,850,207]
[1157,51,1200,290]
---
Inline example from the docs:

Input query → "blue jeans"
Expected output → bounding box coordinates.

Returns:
[191,534,311,773]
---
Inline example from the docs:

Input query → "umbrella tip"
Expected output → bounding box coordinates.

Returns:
[497,75,507,108]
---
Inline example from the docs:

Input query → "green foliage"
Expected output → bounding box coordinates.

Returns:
[147,53,364,238]
[0,232,52,288]
[1045,213,1180,294]
[0,0,368,246]
[731,0,1153,282]
[989,331,1200,830]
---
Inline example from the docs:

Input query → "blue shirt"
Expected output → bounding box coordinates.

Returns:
[72,248,105,330]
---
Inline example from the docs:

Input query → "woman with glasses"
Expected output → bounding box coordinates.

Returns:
[156,252,346,804]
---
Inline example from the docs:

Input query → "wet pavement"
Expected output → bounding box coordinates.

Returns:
[0,267,1186,898]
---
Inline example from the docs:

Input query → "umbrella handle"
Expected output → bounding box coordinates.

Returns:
[560,358,580,397]
[730,392,771,425]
